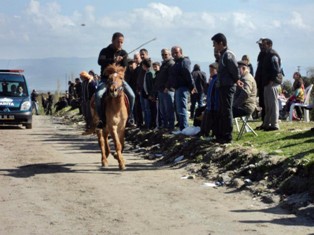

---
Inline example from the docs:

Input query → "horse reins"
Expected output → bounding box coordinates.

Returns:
[107,77,124,98]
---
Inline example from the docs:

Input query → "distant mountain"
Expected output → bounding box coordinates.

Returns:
[0,57,211,93]
[0,57,99,92]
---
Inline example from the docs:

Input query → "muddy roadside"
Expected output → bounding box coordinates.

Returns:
[59,110,314,221]
[3,115,314,234]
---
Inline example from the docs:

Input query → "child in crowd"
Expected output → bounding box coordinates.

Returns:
[282,72,304,120]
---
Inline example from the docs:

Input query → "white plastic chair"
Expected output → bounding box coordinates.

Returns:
[289,84,313,122]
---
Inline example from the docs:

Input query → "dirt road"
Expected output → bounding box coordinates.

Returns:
[0,116,313,235]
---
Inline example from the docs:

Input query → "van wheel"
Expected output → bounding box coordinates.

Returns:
[25,123,32,129]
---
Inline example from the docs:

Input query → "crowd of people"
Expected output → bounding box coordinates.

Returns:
[84,31,313,140]
[30,31,313,138]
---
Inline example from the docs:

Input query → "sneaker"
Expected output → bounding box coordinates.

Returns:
[255,125,266,130]
[172,130,182,135]
[126,118,136,128]
[96,121,104,130]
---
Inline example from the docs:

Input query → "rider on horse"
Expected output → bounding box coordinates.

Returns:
[96,32,135,129]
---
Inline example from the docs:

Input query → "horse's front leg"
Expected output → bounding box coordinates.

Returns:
[118,126,126,152]
[110,129,125,170]
[97,129,109,167]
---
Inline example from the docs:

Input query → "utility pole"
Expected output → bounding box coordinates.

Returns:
[297,65,300,73]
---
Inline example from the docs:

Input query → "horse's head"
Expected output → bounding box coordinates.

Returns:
[104,64,126,98]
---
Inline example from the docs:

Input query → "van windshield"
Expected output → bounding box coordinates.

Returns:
[0,74,29,97]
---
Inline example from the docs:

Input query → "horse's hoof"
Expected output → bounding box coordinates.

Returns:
[101,162,108,167]
[119,165,126,170]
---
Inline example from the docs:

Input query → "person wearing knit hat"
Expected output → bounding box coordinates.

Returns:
[258,38,282,131]
[80,70,97,135]
[199,61,219,138]
[209,62,218,70]
[80,71,92,80]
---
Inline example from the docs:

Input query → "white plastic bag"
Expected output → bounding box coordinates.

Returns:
[181,126,200,136]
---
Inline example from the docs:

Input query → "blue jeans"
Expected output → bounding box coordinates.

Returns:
[158,91,175,130]
[175,87,189,130]
[32,101,39,115]
[141,93,152,128]
[190,93,204,118]
[95,80,135,121]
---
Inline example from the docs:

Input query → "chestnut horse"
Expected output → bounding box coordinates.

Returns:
[96,64,128,170]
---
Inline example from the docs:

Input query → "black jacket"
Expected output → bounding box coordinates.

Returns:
[261,48,281,86]
[169,56,195,91]
[191,69,207,94]
[154,59,175,92]
[98,44,128,79]
[217,48,239,87]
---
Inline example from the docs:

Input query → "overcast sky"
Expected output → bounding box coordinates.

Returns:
[1,0,314,78]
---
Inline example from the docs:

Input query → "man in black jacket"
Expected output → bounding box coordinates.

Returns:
[190,64,207,119]
[154,48,175,130]
[31,89,39,115]
[96,32,135,129]
[255,38,267,125]
[211,33,241,143]
[259,38,282,131]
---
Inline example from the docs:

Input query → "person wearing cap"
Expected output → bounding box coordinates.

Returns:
[233,61,257,118]
[152,61,161,74]
[199,62,219,137]
[211,33,242,144]
[31,89,39,115]
[259,38,283,131]
[255,38,267,126]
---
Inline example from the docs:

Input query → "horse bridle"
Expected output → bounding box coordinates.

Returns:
[106,74,124,97]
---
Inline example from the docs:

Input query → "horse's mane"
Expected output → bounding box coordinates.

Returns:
[104,64,125,80]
